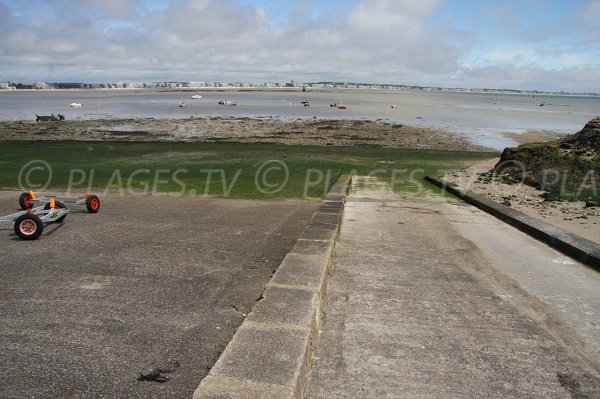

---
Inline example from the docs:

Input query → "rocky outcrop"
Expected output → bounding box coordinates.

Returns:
[494,116,599,201]
[569,116,600,147]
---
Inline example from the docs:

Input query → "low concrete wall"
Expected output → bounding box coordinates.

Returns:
[193,178,350,399]
[425,176,600,271]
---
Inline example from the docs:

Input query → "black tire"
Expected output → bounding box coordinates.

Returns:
[44,201,67,223]
[14,214,44,240]
[19,192,33,210]
[85,195,100,213]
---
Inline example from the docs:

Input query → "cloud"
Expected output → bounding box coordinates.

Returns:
[0,0,598,92]
[59,0,143,18]
[452,63,600,92]
[576,0,600,43]
[348,0,438,37]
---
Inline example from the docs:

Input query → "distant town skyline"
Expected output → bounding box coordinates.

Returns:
[1,0,599,92]
[2,80,597,96]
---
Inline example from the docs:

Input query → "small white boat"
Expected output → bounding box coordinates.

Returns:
[218,100,236,106]
[69,102,83,108]
[391,105,399,109]
[191,94,203,99]
[179,101,186,107]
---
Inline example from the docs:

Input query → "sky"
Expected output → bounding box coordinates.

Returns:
[1,0,599,92]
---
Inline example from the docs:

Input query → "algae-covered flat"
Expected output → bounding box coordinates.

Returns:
[0,141,495,199]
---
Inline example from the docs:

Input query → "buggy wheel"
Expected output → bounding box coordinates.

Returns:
[44,201,67,223]
[19,192,32,210]
[86,195,100,213]
[14,214,44,240]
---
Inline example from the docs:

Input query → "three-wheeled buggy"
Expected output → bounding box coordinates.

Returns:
[1,191,101,240]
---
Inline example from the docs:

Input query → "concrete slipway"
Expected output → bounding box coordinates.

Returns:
[196,177,600,398]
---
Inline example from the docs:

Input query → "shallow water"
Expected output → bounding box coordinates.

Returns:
[1,89,598,149]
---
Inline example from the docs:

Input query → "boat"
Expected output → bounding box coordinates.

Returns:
[337,102,347,110]
[330,103,338,108]
[391,105,399,109]
[69,102,82,108]
[179,101,186,107]
[218,100,236,106]
[36,114,65,122]
[301,101,310,107]
[191,94,203,99]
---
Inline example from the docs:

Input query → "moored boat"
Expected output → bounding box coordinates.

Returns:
[36,114,65,122]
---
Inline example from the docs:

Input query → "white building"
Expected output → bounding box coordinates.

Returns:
[33,81,53,89]
[0,81,16,90]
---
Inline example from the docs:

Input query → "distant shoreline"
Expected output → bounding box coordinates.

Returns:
[1,86,598,98]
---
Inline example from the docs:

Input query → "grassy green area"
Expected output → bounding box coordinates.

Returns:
[0,141,496,198]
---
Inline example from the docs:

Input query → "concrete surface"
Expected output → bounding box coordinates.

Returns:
[425,176,600,270]
[305,177,600,398]
[193,180,348,399]
[0,192,317,399]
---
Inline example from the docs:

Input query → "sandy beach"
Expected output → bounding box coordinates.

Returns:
[501,130,566,145]
[0,117,491,151]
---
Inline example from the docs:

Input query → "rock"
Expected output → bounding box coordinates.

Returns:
[138,369,171,383]
[493,116,599,200]
[137,360,180,383]
[571,116,600,146]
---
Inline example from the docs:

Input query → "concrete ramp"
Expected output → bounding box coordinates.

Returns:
[305,176,600,398]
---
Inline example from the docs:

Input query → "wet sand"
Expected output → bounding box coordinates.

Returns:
[0,117,490,151]
[502,130,566,145]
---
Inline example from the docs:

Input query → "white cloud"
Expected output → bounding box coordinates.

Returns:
[61,0,143,18]
[348,0,439,37]
[0,0,598,92]
[474,46,599,70]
